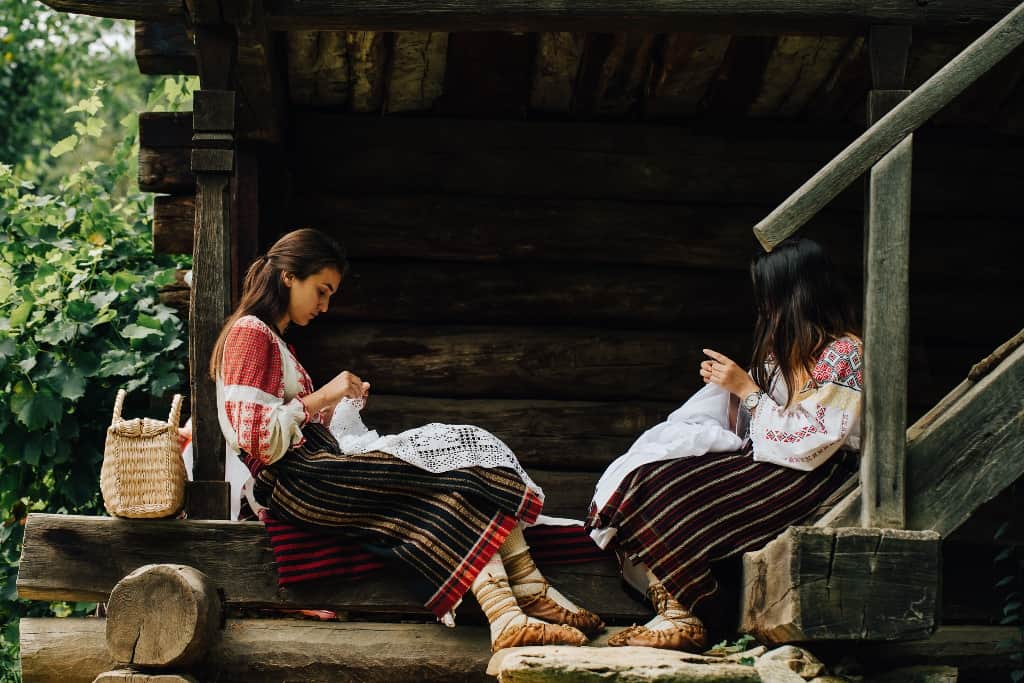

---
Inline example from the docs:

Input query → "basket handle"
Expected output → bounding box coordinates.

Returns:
[112,389,127,424]
[167,393,183,428]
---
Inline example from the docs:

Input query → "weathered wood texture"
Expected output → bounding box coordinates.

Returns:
[225,0,288,143]
[496,647,761,683]
[646,33,730,117]
[860,90,912,530]
[153,195,194,254]
[20,618,494,683]
[387,32,448,112]
[749,36,847,116]
[260,0,1020,33]
[140,112,1024,217]
[286,31,350,105]
[93,671,199,683]
[362,395,674,471]
[105,564,222,668]
[740,526,940,644]
[753,2,1024,248]
[818,339,1024,536]
[17,514,646,622]
[573,32,656,117]
[440,32,532,116]
[290,324,748,401]
[135,21,197,75]
[530,32,585,112]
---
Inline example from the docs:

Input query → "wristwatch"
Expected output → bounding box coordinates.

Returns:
[742,391,762,411]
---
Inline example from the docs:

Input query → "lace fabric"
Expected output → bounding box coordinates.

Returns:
[328,398,542,498]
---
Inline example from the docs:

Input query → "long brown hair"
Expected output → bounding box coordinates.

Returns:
[209,228,347,379]
[749,237,858,403]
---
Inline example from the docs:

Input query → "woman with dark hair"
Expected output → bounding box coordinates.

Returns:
[212,228,602,652]
[587,237,862,651]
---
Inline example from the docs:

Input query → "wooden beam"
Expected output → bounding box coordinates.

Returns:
[740,526,940,644]
[645,33,730,118]
[497,647,761,682]
[135,21,198,75]
[291,323,749,402]
[286,31,350,106]
[223,0,288,142]
[748,36,847,116]
[530,32,585,113]
[153,195,195,254]
[818,338,1024,535]
[753,2,1024,249]
[439,32,532,117]
[17,513,647,622]
[573,33,657,117]
[860,22,913,529]
[188,88,235,520]
[260,0,1020,33]
[20,618,494,683]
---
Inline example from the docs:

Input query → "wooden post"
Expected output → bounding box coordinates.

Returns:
[860,26,912,529]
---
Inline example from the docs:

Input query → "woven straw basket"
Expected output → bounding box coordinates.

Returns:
[100,389,186,518]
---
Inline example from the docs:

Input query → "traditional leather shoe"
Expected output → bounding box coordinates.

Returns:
[516,580,606,637]
[491,619,589,652]
[607,582,709,652]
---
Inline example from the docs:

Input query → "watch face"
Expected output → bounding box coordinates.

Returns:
[744,393,759,409]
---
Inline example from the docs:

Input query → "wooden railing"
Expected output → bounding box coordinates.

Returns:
[753,2,1024,529]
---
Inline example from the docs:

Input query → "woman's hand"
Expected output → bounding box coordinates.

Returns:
[701,349,759,399]
[301,371,370,415]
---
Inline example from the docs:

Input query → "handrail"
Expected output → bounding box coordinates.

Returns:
[753,0,1024,251]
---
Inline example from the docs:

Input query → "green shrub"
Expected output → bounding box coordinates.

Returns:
[0,89,188,682]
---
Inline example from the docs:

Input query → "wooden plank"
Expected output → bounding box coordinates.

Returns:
[153,195,195,254]
[740,526,940,644]
[224,0,288,143]
[139,146,193,193]
[748,36,847,116]
[645,33,730,117]
[259,0,1020,33]
[290,323,748,401]
[869,26,912,90]
[530,32,586,113]
[704,36,775,118]
[498,648,761,683]
[573,32,657,117]
[818,339,1024,535]
[440,32,532,116]
[347,31,387,112]
[139,111,193,148]
[361,395,674,471]
[386,32,448,113]
[17,514,646,622]
[753,2,1024,249]
[330,261,753,328]
[805,36,868,123]
[20,618,494,683]
[135,21,198,75]
[286,31,350,106]
[860,87,912,529]
[37,0,182,21]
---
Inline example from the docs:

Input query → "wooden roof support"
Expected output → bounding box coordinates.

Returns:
[39,0,1019,33]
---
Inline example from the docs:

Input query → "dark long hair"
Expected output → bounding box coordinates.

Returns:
[209,228,347,379]
[749,237,858,404]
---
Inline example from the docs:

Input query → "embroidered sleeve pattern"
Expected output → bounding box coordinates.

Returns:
[750,338,863,472]
[221,317,307,466]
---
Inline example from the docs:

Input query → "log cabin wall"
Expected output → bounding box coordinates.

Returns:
[148,27,1024,625]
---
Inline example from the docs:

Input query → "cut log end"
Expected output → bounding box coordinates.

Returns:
[105,564,222,669]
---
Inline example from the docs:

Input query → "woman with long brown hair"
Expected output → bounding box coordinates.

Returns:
[587,237,863,651]
[212,228,602,652]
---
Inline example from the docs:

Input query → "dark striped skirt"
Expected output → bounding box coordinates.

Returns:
[251,423,543,618]
[585,449,857,613]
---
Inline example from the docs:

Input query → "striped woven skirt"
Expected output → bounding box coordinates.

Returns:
[585,449,857,614]
[251,423,543,618]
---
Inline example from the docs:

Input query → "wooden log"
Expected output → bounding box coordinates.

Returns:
[753,2,1024,249]
[387,32,448,113]
[258,0,1020,33]
[329,260,754,328]
[139,112,192,148]
[17,513,647,622]
[93,671,199,683]
[740,526,940,644]
[105,564,222,668]
[153,195,194,254]
[290,323,748,401]
[861,87,912,529]
[139,147,193,193]
[135,21,197,75]
[530,32,586,113]
[362,394,674,471]
[645,33,730,117]
[22,618,494,683]
[817,338,1024,536]
[224,0,288,143]
[748,36,847,116]
[573,32,657,117]
[346,31,387,112]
